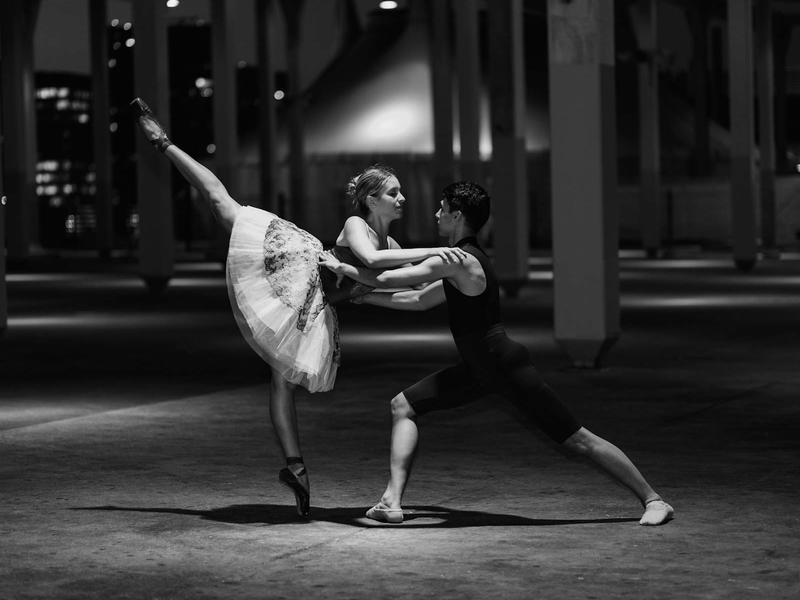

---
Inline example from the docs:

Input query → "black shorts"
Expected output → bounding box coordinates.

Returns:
[403,329,581,444]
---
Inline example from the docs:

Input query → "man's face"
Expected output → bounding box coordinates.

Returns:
[435,198,457,236]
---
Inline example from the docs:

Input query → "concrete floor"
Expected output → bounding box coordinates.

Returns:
[1,254,799,599]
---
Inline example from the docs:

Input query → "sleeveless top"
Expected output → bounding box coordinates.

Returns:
[319,245,375,305]
[443,236,502,338]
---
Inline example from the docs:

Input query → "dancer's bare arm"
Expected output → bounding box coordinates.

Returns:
[357,281,446,311]
[341,216,466,268]
[320,253,463,289]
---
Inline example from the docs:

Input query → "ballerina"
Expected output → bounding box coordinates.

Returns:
[130,98,466,518]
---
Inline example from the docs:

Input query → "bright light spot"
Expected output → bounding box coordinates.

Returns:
[77,113,89,124]
[795,163,800,173]
[379,1,398,9]
[49,197,63,208]
[201,87,213,98]
[58,87,69,98]
[166,0,180,7]
[110,19,119,27]
[273,89,285,100]
[206,143,216,154]
[195,77,210,88]
[109,122,118,132]
[108,58,117,68]
[123,22,132,31]
[125,38,135,48]
[65,214,76,233]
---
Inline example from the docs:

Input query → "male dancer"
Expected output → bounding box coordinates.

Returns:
[319,181,674,526]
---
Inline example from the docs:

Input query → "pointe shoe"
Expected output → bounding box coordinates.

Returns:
[279,466,310,518]
[639,499,674,526]
[130,97,172,153]
[365,502,404,524]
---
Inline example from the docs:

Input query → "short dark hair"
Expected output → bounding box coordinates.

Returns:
[442,181,490,231]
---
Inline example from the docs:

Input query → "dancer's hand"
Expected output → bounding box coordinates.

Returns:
[429,247,469,263]
[319,252,346,288]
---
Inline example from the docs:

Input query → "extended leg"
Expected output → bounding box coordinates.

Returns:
[367,393,418,523]
[131,98,240,232]
[562,427,673,525]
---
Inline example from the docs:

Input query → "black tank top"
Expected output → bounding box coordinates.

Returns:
[443,237,502,337]
[319,245,375,305]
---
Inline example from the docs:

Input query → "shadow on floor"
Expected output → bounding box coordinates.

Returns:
[71,504,639,528]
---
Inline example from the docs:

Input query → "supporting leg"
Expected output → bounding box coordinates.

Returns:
[562,427,674,525]
[269,370,310,517]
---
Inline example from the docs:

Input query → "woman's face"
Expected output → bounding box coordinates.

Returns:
[368,175,405,221]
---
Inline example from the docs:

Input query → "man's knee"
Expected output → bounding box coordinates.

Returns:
[390,393,416,420]
[561,427,595,455]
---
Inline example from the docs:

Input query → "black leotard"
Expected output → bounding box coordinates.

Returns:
[319,246,375,305]
[403,236,581,443]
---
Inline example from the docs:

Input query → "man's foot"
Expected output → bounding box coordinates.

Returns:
[130,97,172,152]
[366,502,404,524]
[639,499,674,526]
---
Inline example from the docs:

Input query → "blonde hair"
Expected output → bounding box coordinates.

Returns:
[346,165,396,216]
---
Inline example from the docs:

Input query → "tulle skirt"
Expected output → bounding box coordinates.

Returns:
[226,206,339,393]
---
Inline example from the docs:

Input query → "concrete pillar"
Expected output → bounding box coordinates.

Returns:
[278,0,306,226]
[1,191,6,335]
[90,0,114,258]
[210,0,238,258]
[548,0,620,368]
[727,0,758,271]
[631,0,661,256]
[756,0,776,251]
[1,20,7,333]
[487,0,528,291]
[0,0,39,259]
[256,0,278,213]
[132,0,173,293]
[454,0,482,183]
[688,3,711,175]
[427,0,455,207]
[773,20,792,173]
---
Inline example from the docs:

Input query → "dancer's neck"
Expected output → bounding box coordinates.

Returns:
[365,215,393,246]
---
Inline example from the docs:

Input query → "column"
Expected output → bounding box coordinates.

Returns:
[0,0,39,259]
[548,0,620,368]
[90,0,114,258]
[454,0,482,182]
[132,0,173,293]
[1,192,6,334]
[210,0,238,259]
[688,3,711,175]
[633,0,661,256]
[728,0,758,271]
[756,0,776,251]
[427,0,455,208]
[279,0,306,226]
[256,0,278,213]
[488,0,528,291]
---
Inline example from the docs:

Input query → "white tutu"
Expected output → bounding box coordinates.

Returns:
[226,206,339,393]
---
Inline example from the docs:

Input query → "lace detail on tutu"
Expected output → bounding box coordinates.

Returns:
[262,217,327,332]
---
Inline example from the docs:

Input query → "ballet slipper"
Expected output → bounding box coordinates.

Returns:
[365,502,404,524]
[279,466,310,518]
[639,499,674,526]
[129,97,173,153]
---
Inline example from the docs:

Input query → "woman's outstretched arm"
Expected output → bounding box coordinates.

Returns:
[340,216,466,268]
